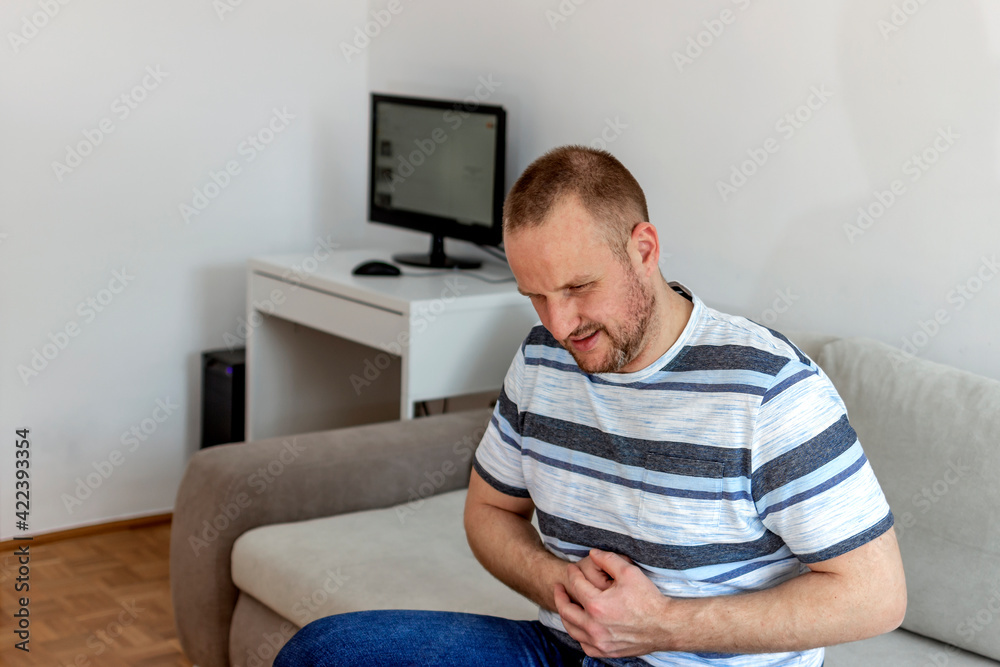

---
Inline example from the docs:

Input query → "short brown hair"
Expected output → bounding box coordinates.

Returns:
[502,145,649,262]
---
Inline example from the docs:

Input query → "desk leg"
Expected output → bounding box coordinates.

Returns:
[399,351,413,420]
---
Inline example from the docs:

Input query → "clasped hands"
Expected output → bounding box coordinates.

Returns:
[553,549,674,658]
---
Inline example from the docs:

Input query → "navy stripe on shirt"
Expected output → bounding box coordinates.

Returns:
[663,344,790,376]
[523,448,753,503]
[756,323,812,366]
[761,368,818,404]
[521,411,750,474]
[751,415,858,502]
[473,457,531,498]
[537,509,787,570]
[496,386,521,436]
[796,511,894,563]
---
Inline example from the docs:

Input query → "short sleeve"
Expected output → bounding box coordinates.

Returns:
[473,343,531,498]
[751,360,893,563]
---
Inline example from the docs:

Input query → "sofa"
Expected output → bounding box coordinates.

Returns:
[170,333,1000,666]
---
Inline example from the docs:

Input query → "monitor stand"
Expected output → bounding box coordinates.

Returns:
[393,234,482,269]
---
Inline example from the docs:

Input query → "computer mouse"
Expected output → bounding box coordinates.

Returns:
[352,260,402,276]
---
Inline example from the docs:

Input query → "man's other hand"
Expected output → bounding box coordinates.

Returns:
[571,551,628,592]
[554,549,670,658]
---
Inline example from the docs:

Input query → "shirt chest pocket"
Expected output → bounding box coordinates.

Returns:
[636,453,725,542]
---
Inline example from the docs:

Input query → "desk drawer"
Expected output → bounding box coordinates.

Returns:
[250,273,405,350]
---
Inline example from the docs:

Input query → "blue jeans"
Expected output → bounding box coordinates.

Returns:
[274,609,827,666]
[273,610,615,666]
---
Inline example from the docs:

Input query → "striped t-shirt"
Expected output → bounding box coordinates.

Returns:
[473,282,893,667]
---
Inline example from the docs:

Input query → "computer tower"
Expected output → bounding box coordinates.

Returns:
[201,348,246,448]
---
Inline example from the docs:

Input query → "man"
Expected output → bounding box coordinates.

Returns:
[275,146,906,666]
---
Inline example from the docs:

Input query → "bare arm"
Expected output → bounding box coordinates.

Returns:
[463,468,569,612]
[556,528,907,657]
[668,528,907,653]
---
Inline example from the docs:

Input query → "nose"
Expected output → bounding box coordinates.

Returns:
[539,296,580,342]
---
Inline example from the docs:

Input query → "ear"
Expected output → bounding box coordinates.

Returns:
[629,222,660,277]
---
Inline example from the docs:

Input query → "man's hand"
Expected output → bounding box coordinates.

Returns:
[571,551,623,591]
[556,530,906,656]
[554,549,670,658]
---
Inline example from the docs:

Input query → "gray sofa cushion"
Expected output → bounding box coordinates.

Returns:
[231,489,539,627]
[818,337,1000,661]
[826,627,1000,666]
[172,408,492,667]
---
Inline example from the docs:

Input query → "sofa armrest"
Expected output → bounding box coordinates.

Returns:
[169,408,491,667]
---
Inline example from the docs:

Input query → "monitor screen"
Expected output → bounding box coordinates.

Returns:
[368,93,506,268]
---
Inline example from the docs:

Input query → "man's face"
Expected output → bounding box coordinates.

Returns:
[505,196,657,374]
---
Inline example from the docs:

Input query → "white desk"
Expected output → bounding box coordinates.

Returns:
[245,247,538,441]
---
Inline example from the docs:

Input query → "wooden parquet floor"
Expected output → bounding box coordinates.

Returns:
[0,520,194,666]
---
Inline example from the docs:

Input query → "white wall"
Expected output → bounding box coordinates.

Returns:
[368,0,1000,378]
[0,0,368,537]
[5,0,999,537]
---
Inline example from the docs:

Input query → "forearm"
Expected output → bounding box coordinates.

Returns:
[665,572,872,652]
[464,503,567,612]
[556,532,905,658]
[661,540,906,654]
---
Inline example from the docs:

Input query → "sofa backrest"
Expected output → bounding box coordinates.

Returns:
[816,337,1000,661]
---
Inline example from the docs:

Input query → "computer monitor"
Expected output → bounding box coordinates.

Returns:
[368,92,507,269]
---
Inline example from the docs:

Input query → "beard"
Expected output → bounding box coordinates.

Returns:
[563,266,657,374]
